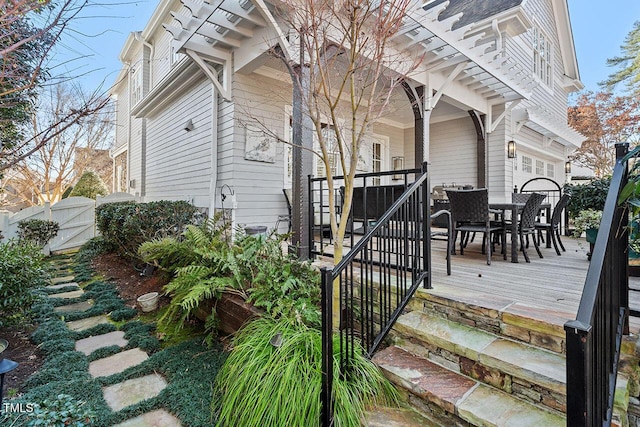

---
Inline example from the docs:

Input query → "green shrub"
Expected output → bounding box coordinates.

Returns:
[96,200,199,261]
[17,219,59,247]
[141,220,320,339]
[69,170,108,199]
[0,241,47,326]
[215,317,398,427]
[564,177,610,219]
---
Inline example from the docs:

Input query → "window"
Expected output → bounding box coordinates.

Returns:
[532,25,553,87]
[131,66,142,105]
[522,156,532,173]
[547,163,555,178]
[536,160,544,175]
[314,125,340,178]
[171,39,185,66]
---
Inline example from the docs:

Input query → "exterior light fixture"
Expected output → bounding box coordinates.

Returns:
[392,156,404,180]
[507,140,516,159]
[565,161,572,174]
[183,119,195,132]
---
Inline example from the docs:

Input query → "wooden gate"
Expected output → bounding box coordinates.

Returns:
[49,197,97,252]
[0,192,136,253]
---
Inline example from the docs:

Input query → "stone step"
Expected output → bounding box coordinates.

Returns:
[50,275,75,285]
[48,289,84,299]
[46,282,80,290]
[75,330,128,356]
[66,315,110,332]
[392,311,566,413]
[373,346,565,427]
[113,409,182,427]
[408,286,573,354]
[89,348,149,378]
[103,373,167,412]
[54,299,95,313]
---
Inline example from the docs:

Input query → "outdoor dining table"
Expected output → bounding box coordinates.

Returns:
[489,202,551,263]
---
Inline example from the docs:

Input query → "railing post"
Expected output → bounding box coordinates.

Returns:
[422,161,431,288]
[320,267,334,427]
[616,143,630,335]
[565,320,593,427]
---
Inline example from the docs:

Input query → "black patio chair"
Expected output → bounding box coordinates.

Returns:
[430,209,452,275]
[506,192,547,263]
[445,189,505,265]
[535,193,570,255]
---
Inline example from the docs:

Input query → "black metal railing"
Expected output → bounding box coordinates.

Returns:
[319,163,430,425]
[309,167,421,259]
[564,143,631,426]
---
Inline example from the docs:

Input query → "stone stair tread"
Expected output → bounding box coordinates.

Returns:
[364,406,440,426]
[103,373,167,412]
[396,311,566,394]
[373,346,565,427]
[112,409,182,427]
[89,348,149,378]
[415,286,574,339]
[75,330,127,355]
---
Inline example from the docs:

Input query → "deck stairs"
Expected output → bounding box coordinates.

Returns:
[365,286,640,427]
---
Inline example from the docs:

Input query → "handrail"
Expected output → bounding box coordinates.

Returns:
[320,162,430,425]
[564,143,630,426]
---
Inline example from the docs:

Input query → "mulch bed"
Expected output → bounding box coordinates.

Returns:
[0,323,42,397]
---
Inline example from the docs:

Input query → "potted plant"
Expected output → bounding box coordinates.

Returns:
[573,209,603,259]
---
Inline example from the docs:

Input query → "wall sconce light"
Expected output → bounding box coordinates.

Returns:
[565,161,572,174]
[507,140,516,159]
[392,156,404,180]
[183,119,194,132]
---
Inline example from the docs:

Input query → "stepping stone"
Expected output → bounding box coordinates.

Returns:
[103,373,167,411]
[46,282,80,290]
[54,300,94,313]
[66,315,110,332]
[89,348,148,378]
[75,331,127,356]
[48,289,84,299]
[50,275,75,285]
[113,409,181,427]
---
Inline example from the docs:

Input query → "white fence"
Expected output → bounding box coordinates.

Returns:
[0,192,136,253]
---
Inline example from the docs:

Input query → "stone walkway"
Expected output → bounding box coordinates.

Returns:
[48,259,182,426]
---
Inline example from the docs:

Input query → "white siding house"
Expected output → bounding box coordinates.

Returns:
[111,0,584,238]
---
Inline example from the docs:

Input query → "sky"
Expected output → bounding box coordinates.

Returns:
[52,0,640,96]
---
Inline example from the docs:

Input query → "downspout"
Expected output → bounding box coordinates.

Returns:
[133,32,154,87]
[209,83,218,218]
[125,61,132,197]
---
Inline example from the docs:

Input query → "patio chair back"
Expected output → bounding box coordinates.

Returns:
[512,193,531,204]
[520,192,547,231]
[446,189,490,224]
[551,193,570,226]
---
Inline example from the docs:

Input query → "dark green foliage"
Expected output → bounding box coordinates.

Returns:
[142,219,321,340]
[564,177,611,218]
[61,185,74,199]
[0,241,47,326]
[17,219,60,247]
[109,307,137,322]
[27,393,96,426]
[96,201,199,261]
[69,170,108,199]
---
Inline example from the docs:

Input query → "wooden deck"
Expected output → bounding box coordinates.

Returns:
[313,232,640,323]
[429,235,640,319]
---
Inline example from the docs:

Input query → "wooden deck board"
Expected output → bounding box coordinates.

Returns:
[429,236,640,317]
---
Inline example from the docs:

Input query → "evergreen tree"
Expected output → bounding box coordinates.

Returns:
[602,21,640,93]
[69,170,108,199]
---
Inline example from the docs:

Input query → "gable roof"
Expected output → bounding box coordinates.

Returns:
[424,0,524,30]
